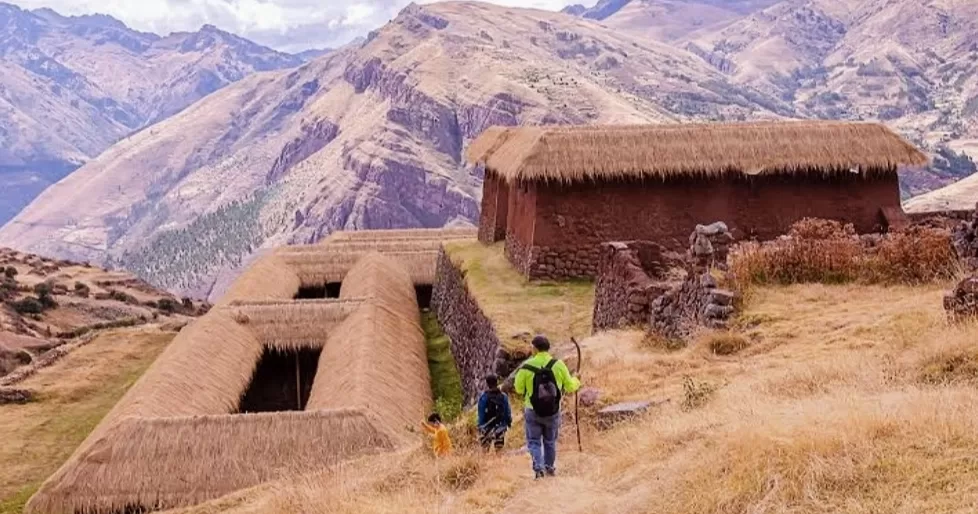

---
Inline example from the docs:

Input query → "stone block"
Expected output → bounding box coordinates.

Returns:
[0,388,33,405]
[596,400,654,429]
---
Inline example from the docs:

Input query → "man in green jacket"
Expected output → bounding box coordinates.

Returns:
[514,335,581,479]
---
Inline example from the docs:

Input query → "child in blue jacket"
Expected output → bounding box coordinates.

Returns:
[477,374,512,451]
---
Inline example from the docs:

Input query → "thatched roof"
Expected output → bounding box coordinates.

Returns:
[309,254,431,434]
[465,122,929,183]
[218,229,477,307]
[26,230,459,514]
[26,409,394,514]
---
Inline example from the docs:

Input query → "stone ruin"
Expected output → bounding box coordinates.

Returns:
[592,223,738,340]
[951,202,978,271]
[945,275,978,321]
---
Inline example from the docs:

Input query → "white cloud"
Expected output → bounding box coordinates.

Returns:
[9,0,591,52]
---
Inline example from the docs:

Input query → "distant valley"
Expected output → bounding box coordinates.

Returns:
[0,1,303,223]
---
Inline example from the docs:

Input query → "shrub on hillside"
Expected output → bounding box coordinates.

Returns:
[730,219,958,288]
[3,266,17,278]
[12,297,43,315]
[157,298,178,314]
[74,282,90,298]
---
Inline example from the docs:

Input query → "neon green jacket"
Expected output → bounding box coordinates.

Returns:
[514,351,581,409]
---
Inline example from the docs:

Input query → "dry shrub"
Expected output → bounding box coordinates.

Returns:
[867,226,960,284]
[441,455,482,490]
[641,332,686,352]
[705,332,750,356]
[681,375,719,411]
[918,341,978,385]
[731,218,958,288]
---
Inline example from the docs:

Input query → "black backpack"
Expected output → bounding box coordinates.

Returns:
[483,390,507,427]
[522,359,561,417]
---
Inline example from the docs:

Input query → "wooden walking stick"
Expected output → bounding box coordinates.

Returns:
[571,336,583,452]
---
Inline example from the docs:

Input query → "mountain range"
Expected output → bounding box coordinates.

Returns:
[0,0,976,299]
[0,1,303,223]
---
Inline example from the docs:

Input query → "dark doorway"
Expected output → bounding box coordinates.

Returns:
[238,347,322,413]
[415,284,433,310]
[295,282,342,299]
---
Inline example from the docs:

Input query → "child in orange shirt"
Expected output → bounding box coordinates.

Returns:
[421,413,453,457]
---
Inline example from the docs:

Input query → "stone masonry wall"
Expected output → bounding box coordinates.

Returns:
[591,224,738,340]
[592,241,678,332]
[951,202,978,271]
[431,249,502,406]
[514,173,900,280]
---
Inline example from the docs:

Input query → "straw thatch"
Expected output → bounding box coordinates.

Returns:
[219,253,301,305]
[308,253,432,435]
[465,122,929,183]
[26,409,394,514]
[279,249,442,286]
[27,230,457,514]
[324,228,477,243]
[228,300,362,349]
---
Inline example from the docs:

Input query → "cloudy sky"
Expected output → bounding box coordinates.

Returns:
[11,0,589,53]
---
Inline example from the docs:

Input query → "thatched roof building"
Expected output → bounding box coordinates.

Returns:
[27,229,474,514]
[467,121,927,279]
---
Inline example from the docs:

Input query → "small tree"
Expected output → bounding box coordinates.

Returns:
[74,282,90,298]
[158,298,178,314]
[4,266,17,279]
[12,297,43,315]
[34,282,52,297]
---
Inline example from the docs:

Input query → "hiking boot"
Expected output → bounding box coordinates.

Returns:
[545,468,556,477]
[534,470,545,480]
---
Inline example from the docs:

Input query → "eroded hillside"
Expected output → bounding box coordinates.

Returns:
[0,247,207,379]
[0,2,790,299]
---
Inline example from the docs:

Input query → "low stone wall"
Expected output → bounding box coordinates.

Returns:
[431,249,502,405]
[945,275,978,321]
[591,223,738,341]
[592,242,678,332]
[650,272,736,340]
[529,244,602,280]
[504,232,532,277]
[951,203,978,271]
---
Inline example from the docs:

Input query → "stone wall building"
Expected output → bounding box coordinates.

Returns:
[467,122,927,280]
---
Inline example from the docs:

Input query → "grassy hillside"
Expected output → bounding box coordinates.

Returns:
[172,242,977,514]
[0,328,174,514]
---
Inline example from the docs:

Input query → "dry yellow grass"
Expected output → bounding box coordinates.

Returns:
[466,121,927,183]
[176,279,978,514]
[443,241,595,346]
[0,328,174,514]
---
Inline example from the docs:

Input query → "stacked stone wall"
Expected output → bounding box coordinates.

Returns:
[508,174,900,280]
[591,224,738,340]
[431,249,502,405]
[528,244,601,280]
[951,203,978,271]
[592,242,676,332]
[650,272,736,340]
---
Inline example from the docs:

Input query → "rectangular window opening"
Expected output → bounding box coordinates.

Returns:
[295,282,343,299]
[238,347,322,413]
[415,284,433,310]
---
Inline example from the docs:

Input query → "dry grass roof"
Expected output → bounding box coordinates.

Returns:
[26,230,458,514]
[465,122,928,183]
[26,409,394,514]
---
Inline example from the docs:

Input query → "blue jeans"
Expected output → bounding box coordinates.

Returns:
[524,408,560,473]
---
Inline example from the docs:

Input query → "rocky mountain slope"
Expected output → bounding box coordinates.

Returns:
[0,247,207,378]
[0,1,792,299]
[567,0,978,196]
[0,2,302,224]
[678,0,978,195]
